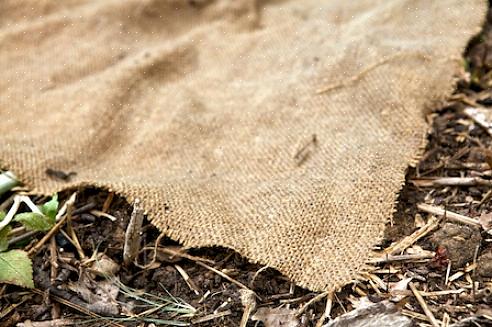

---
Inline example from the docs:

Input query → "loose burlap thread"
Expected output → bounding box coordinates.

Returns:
[0,0,486,291]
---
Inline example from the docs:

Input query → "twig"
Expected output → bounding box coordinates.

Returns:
[412,176,492,187]
[90,210,117,221]
[417,203,481,227]
[8,230,38,246]
[409,282,440,327]
[239,289,256,327]
[315,292,333,327]
[102,192,114,213]
[383,216,439,255]
[65,202,85,260]
[297,291,329,316]
[0,193,15,212]
[420,289,465,297]
[175,264,200,295]
[369,252,435,264]
[50,235,61,319]
[72,202,96,216]
[472,243,480,301]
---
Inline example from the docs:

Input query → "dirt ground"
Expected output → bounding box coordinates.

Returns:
[3,4,492,327]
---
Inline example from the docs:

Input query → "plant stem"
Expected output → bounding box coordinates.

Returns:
[0,171,18,197]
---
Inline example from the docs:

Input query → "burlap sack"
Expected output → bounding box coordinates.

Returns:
[0,0,486,291]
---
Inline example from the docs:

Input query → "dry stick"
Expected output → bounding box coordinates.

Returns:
[28,214,69,257]
[28,193,77,257]
[65,204,85,260]
[420,289,465,297]
[297,291,330,316]
[49,236,61,319]
[175,264,200,295]
[101,192,114,213]
[409,282,440,327]
[383,216,439,255]
[417,203,481,227]
[369,252,435,264]
[8,230,38,246]
[472,243,481,301]
[0,193,15,212]
[412,176,492,187]
[90,210,116,221]
[239,290,256,327]
[479,189,492,207]
[315,292,333,327]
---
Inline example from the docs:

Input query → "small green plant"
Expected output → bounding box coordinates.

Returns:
[0,177,59,289]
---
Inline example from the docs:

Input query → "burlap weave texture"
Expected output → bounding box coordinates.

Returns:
[0,0,486,290]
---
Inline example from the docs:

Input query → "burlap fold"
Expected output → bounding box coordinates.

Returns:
[0,0,486,291]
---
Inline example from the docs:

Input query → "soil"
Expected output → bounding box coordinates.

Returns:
[3,3,492,327]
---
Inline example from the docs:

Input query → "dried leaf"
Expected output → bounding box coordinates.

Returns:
[67,279,120,316]
[324,298,412,327]
[252,307,299,327]
[14,212,54,231]
[479,212,492,234]
[89,254,120,277]
[0,250,34,288]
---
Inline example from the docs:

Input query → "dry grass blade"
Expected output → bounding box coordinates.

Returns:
[191,310,232,324]
[409,282,440,327]
[195,261,254,294]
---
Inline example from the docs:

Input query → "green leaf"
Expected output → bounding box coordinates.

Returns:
[0,250,34,288]
[0,225,11,252]
[14,212,54,231]
[0,211,5,221]
[41,194,58,223]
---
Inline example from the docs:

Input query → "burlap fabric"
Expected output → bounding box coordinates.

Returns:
[0,0,486,291]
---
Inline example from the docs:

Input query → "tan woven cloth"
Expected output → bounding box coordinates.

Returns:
[0,0,486,291]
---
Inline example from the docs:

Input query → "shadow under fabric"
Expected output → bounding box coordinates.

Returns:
[0,0,486,291]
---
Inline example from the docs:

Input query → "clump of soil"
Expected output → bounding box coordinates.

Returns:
[430,223,481,269]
